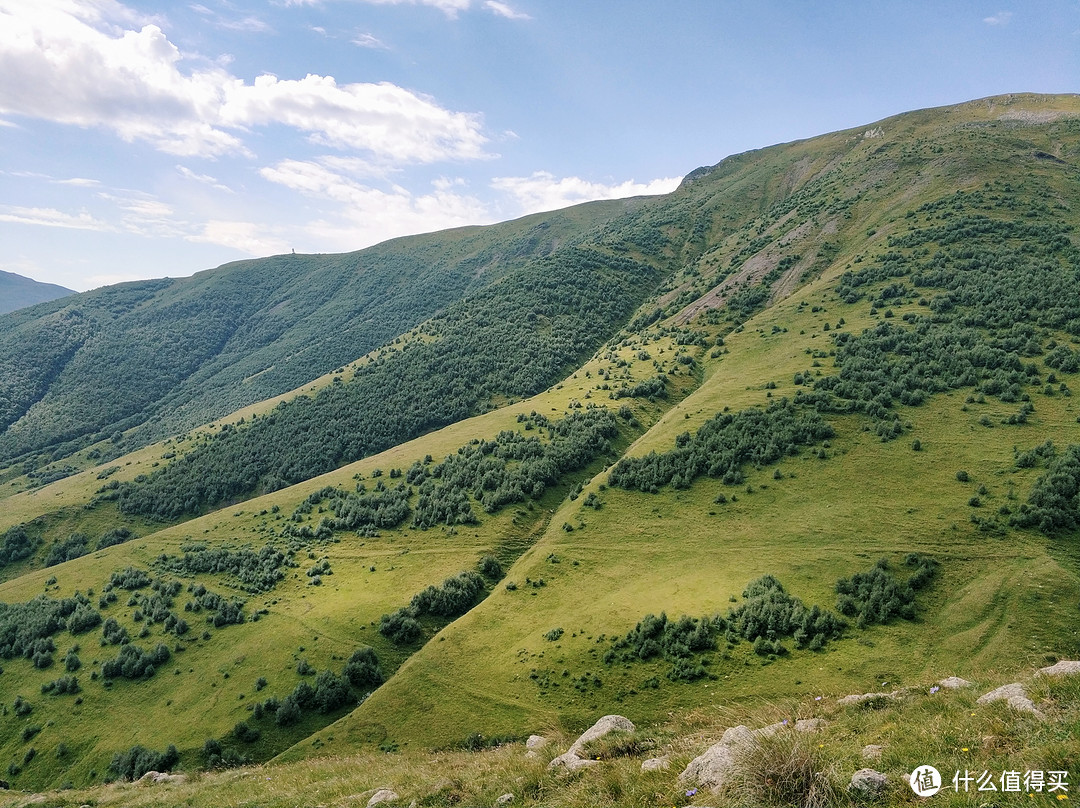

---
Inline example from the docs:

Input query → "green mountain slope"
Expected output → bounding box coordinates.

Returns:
[1,93,1080,799]
[0,271,73,315]
[0,201,640,467]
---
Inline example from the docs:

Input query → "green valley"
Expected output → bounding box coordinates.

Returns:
[1,93,1080,808]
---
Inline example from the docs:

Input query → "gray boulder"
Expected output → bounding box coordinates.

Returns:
[795,718,827,733]
[1037,660,1080,678]
[495,794,515,806]
[678,725,755,791]
[548,715,634,770]
[526,734,548,750]
[976,682,1043,716]
[849,768,888,797]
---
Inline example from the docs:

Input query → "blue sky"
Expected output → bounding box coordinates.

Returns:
[0,1,1077,291]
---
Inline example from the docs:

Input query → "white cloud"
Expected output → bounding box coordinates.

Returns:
[55,177,101,187]
[484,1,530,20]
[0,206,112,231]
[983,10,1013,25]
[176,165,234,192]
[260,157,493,250]
[352,32,389,48]
[189,220,291,255]
[491,171,681,215]
[0,0,489,162]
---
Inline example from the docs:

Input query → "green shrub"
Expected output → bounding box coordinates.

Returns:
[107,743,179,782]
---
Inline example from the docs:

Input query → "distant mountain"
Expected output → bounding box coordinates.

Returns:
[0,269,73,314]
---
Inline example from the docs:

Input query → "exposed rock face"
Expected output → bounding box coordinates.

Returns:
[495,794,515,805]
[678,725,755,791]
[1037,660,1080,677]
[849,768,888,797]
[795,718,827,733]
[548,715,635,771]
[367,789,399,807]
[938,676,974,689]
[976,682,1042,715]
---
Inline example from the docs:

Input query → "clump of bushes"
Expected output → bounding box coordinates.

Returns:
[379,570,488,645]
[102,643,171,680]
[107,743,179,781]
[729,576,845,652]
[835,554,938,628]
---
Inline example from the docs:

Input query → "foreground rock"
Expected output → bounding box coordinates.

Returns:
[367,789,399,807]
[548,715,635,771]
[861,744,884,760]
[849,768,888,798]
[678,725,756,791]
[495,794,514,805]
[976,683,1043,716]
[1037,660,1080,677]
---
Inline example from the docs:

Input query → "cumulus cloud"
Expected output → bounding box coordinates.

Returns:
[260,157,493,250]
[491,171,681,215]
[983,10,1013,25]
[484,1,530,20]
[0,0,489,161]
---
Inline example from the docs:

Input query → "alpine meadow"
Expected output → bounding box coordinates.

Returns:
[2,93,1080,808]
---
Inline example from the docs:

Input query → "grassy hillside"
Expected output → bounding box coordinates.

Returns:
[1,93,1080,805]
[0,200,641,469]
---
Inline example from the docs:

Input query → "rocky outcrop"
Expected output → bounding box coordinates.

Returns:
[678,725,756,791]
[548,715,634,771]
[1037,660,1080,677]
[861,744,884,760]
[976,682,1042,716]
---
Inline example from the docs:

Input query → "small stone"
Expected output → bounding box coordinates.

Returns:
[367,788,399,807]
[861,744,884,760]
[938,676,974,689]
[526,734,548,750]
[794,718,827,733]
[641,755,670,772]
[548,752,599,771]
[1037,660,1080,678]
[849,768,888,797]
[495,794,515,805]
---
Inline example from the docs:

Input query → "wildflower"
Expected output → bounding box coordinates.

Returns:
[962,747,969,752]
[685,788,698,797]
[929,685,940,694]
[815,696,822,701]
[781,719,789,725]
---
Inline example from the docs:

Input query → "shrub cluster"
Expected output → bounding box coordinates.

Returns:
[379,571,487,645]
[728,576,845,653]
[107,744,179,782]
[157,543,287,593]
[101,642,171,680]
[1011,444,1080,533]
[835,554,938,627]
[608,401,833,492]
